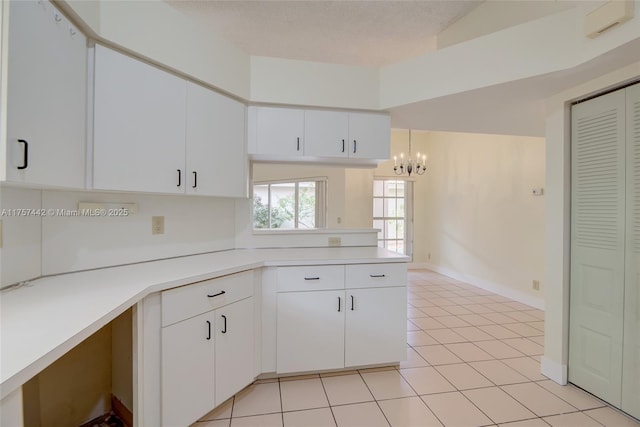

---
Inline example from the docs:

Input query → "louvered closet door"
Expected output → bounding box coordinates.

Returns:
[622,83,640,419]
[569,88,626,406]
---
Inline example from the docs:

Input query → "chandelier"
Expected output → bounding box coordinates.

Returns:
[393,129,427,176]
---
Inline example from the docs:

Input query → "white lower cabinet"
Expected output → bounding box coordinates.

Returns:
[160,272,254,427]
[277,290,345,373]
[345,287,407,367]
[276,263,407,374]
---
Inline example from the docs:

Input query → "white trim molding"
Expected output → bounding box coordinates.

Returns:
[541,356,568,385]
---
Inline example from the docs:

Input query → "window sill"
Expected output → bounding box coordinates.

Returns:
[252,228,377,236]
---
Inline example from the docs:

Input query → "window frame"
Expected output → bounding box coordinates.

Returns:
[252,177,327,230]
[373,178,413,259]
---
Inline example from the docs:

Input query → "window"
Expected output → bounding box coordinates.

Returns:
[253,178,327,229]
[373,179,413,257]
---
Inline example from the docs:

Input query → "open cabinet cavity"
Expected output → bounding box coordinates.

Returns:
[22,309,133,427]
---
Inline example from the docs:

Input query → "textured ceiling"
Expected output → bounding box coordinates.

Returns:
[166,0,481,66]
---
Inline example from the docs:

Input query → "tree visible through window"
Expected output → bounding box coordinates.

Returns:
[253,179,326,229]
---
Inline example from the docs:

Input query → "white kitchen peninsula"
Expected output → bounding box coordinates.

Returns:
[1,247,408,427]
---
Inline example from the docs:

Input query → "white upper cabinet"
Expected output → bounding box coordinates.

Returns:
[249,106,390,163]
[5,0,86,188]
[93,45,187,194]
[348,112,391,160]
[186,83,247,197]
[93,46,248,197]
[304,110,349,157]
[250,107,304,157]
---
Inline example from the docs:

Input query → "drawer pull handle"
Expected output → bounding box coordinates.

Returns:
[351,295,355,311]
[17,139,29,170]
[208,290,226,298]
[221,315,227,334]
[370,274,386,278]
[304,277,320,280]
[192,171,197,188]
[177,169,182,187]
[206,320,211,340]
[337,297,342,312]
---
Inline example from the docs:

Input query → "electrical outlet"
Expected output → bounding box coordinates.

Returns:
[532,280,540,291]
[328,237,341,247]
[152,216,165,235]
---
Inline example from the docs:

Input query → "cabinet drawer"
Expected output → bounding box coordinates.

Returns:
[162,270,253,327]
[345,263,407,289]
[277,265,344,292]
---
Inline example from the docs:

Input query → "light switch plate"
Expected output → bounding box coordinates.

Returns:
[328,237,341,247]
[152,216,165,235]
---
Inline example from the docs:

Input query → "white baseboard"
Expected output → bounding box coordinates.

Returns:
[541,356,567,385]
[409,264,545,310]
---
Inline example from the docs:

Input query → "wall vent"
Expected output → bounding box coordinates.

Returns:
[585,1,634,38]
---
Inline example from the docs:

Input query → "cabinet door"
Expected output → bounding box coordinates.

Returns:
[186,83,247,197]
[304,110,348,157]
[5,0,86,188]
[348,113,390,160]
[277,290,345,373]
[161,311,215,427]
[215,297,254,405]
[254,107,304,157]
[345,287,407,367]
[93,45,187,193]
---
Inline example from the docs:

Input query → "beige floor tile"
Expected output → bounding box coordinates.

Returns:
[479,325,521,339]
[434,315,472,328]
[419,306,452,317]
[543,411,602,427]
[497,418,549,427]
[536,380,605,411]
[430,297,457,306]
[399,366,456,395]
[200,397,233,421]
[230,413,283,427]
[378,396,443,427]
[445,342,494,362]
[407,320,420,331]
[469,360,530,385]
[434,363,493,390]
[361,369,416,400]
[441,305,474,315]
[321,374,374,406]
[465,304,496,314]
[411,317,447,330]
[409,298,433,308]
[421,391,493,427]
[474,340,526,359]
[463,387,536,424]
[503,302,536,311]
[196,420,231,427]
[484,303,517,313]
[232,382,282,418]
[523,310,545,321]
[502,311,539,323]
[320,370,359,378]
[427,328,468,344]
[501,382,577,417]
[502,338,544,356]
[502,323,544,337]
[448,296,476,305]
[280,378,329,412]
[465,296,497,304]
[400,347,430,369]
[408,330,439,346]
[408,308,428,319]
[527,335,545,346]
[482,312,520,324]
[451,326,495,342]
[500,357,547,381]
[414,345,463,365]
[457,314,496,326]
[283,408,336,427]
[583,407,640,427]
[331,401,390,427]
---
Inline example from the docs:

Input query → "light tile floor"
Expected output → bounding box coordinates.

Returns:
[193,270,640,427]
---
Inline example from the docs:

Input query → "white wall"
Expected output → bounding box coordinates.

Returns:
[0,188,237,287]
[542,61,640,384]
[376,130,546,308]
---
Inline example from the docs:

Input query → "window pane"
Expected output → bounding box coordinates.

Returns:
[373,220,384,240]
[397,199,405,217]
[396,180,405,197]
[383,180,396,197]
[387,220,397,238]
[384,198,396,217]
[373,198,384,217]
[387,240,398,253]
[396,240,405,254]
[298,182,316,229]
[373,180,384,197]
[270,183,295,228]
[253,184,270,229]
[397,220,405,240]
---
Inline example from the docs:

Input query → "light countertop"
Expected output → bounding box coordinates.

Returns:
[0,247,408,399]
